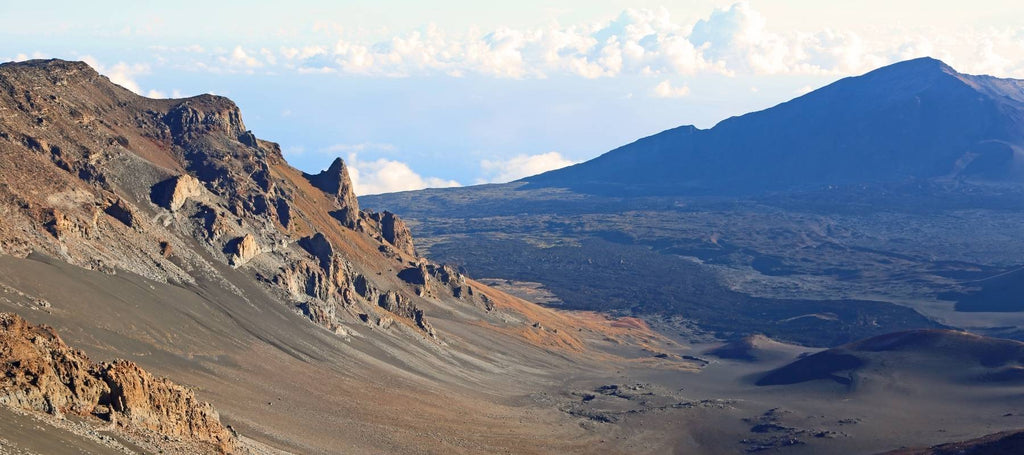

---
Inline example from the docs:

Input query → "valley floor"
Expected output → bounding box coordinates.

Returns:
[3,253,1023,454]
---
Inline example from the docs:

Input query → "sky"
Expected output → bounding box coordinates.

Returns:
[3,1,1024,194]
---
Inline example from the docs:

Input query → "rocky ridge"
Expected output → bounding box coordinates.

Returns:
[0,58,488,339]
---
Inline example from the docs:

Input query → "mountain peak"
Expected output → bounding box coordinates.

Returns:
[0,58,101,86]
[857,56,960,83]
[303,157,361,227]
[1,58,95,73]
[523,57,1024,196]
[882,56,954,72]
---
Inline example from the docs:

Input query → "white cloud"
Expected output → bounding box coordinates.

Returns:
[652,79,690,98]
[224,46,263,69]
[11,52,47,62]
[345,153,461,195]
[80,56,151,95]
[480,151,576,183]
[77,4,1024,80]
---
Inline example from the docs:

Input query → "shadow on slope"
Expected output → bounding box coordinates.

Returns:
[757,329,1024,387]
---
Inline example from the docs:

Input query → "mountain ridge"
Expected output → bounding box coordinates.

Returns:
[522,57,1024,195]
[0,58,701,453]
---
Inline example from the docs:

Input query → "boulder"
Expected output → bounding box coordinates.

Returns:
[151,174,202,211]
[227,234,260,267]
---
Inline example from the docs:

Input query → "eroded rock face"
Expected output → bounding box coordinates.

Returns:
[303,158,360,228]
[97,360,231,447]
[0,312,105,415]
[0,313,236,452]
[299,233,334,271]
[164,97,246,140]
[397,262,482,306]
[152,174,202,211]
[379,211,415,256]
[363,211,415,256]
[104,198,141,229]
[228,233,260,267]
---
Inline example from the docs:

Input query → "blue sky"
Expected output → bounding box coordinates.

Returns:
[3,1,1023,194]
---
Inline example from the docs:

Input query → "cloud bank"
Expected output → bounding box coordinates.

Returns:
[143,2,1024,83]
[345,153,461,196]
[480,152,576,183]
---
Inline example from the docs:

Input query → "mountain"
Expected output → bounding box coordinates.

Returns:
[0,59,700,453]
[525,57,1024,196]
[363,57,1024,348]
[6,57,1024,454]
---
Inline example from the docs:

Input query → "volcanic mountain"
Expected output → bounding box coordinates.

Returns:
[0,59,697,453]
[526,57,1024,196]
[363,57,1024,348]
[5,57,1024,455]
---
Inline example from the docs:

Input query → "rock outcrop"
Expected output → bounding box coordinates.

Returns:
[104,198,142,229]
[0,313,236,452]
[164,96,246,140]
[0,58,449,340]
[96,360,230,446]
[227,233,260,266]
[304,158,360,228]
[299,233,334,270]
[152,174,202,211]
[397,262,485,307]
[378,211,415,256]
[363,211,416,256]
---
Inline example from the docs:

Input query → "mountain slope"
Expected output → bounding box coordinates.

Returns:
[526,57,1024,196]
[0,59,696,453]
[363,57,1024,347]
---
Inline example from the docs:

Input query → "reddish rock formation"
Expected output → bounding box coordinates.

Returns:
[304,157,360,228]
[228,233,260,266]
[0,313,236,452]
[363,210,416,256]
[0,58,445,339]
[152,174,202,211]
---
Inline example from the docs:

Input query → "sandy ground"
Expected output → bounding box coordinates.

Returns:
[3,253,1024,454]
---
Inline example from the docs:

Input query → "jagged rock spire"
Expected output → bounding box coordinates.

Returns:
[303,158,360,228]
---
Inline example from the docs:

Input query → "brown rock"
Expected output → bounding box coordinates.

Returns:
[104,198,141,228]
[42,208,87,239]
[363,211,416,256]
[304,158,360,228]
[159,240,173,257]
[0,312,105,415]
[228,233,260,267]
[152,174,202,211]
[0,313,236,451]
[299,232,334,271]
[97,360,233,448]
